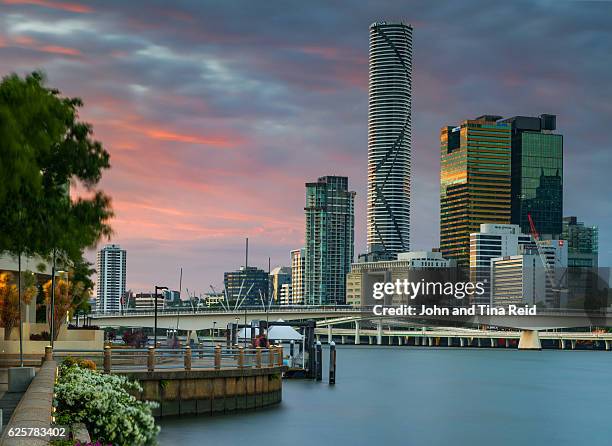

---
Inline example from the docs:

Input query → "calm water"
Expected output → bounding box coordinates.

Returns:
[158,346,612,446]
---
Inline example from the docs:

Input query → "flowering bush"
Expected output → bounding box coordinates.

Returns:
[54,363,159,445]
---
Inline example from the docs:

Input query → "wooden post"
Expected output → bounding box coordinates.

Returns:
[103,345,111,374]
[214,345,222,369]
[184,346,192,371]
[256,347,262,368]
[44,345,53,362]
[147,346,155,372]
[277,344,283,367]
[268,345,276,367]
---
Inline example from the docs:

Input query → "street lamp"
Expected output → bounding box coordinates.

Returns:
[154,286,168,347]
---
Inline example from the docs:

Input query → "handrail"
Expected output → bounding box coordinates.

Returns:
[52,345,284,373]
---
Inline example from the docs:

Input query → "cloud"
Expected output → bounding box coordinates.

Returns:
[2,0,92,14]
[1,0,611,292]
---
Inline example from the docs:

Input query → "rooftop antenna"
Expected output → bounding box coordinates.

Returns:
[179,267,183,300]
[245,237,249,269]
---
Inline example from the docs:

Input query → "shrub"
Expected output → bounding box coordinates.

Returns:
[55,364,159,446]
[78,359,96,371]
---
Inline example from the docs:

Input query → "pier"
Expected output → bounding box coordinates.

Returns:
[53,345,287,417]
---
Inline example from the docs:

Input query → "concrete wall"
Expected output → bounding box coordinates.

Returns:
[0,324,104,356]
[122,367,285,417]
[0,360,57,446]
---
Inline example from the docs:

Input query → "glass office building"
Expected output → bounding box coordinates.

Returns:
[440,116,512,266]
[501,114,563,238]
[224,266,269,306]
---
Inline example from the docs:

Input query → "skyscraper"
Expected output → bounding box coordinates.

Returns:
[440,116,512,266]
[367,21,413,256]
[500,114,563,238]
[305,176,355,305]
[95,244,127,313]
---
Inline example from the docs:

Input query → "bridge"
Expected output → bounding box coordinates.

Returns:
[90,306,611,330]
[89,306,612,350]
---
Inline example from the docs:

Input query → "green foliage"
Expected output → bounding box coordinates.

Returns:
[0,71,113,261]
[55,363,159,446]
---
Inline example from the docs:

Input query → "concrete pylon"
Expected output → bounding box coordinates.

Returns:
[327,325,332,344]
[354,321,360,345]
[518,330,542,350]
[376,320,382,345]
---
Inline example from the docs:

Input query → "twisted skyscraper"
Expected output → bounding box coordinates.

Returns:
[367,22,412,256]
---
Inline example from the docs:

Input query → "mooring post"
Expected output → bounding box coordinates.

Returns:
[329,341,336,385]
[256,346,262,368]
[316,341,322,381]
[147,346,155,372]
[214,345,222,369]
[103,345,111,374]
[184,346,192,371]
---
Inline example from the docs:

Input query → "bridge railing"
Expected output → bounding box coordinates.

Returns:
[53,345,283,373]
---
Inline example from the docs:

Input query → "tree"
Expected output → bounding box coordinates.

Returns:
[43,276,86,341]
[0,272,37,340]
[0,72,113,347]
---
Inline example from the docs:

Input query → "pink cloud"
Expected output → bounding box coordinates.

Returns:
[2,0,92,13]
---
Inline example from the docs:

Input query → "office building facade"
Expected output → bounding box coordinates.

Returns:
[346,251,455,307]
[367,21,413,256]
[562,216,598,269]
[269,266,291,304]
[491,254,546,306]
[501,114,563,239]
[305,176,355,305]
[224,266,269,306]
[95,244,127,313]
[470,224,534,303]
[440,116,512,266]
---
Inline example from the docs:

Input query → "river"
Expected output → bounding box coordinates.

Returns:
[158,345,612,445]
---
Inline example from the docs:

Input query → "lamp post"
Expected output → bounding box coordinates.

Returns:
[154,286,168,347]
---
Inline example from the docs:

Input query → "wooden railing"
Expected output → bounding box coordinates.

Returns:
[53,345,284,373]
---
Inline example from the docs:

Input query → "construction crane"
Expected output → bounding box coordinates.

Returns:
[527,213,565,295]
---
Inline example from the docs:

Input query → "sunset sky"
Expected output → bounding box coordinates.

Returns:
[1,0,611,294]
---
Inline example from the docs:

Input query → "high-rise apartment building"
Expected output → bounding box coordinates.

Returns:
[367,21,413,256]
[290,248,305,304]
[440,116,512,266]
[95,244,127,313]
[304,176,355,305]
[500,114,563,238]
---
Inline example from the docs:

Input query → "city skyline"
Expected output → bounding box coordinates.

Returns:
[1,1,611,292]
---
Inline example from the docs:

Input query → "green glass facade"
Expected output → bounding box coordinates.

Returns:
[503,115,563,238]
[304,176,355,305]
